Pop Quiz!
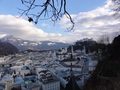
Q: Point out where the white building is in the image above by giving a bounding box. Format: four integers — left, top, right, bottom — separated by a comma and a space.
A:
25, 60, 32, 66
42, 80, 60, 90
0, 74, 14, 90
0, 57, 5, 63
56, 53, 68, 61
35, 67, 47, 79
40, 70, 60, 90
20, 66, 31, 78
55, 48, 69, 61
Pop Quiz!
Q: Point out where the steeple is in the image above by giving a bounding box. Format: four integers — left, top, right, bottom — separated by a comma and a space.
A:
70, 63, 73, 76
70, 62, 73, 76
65, 63, 81, 90
65, 74, 81, 90
70, 46, 74, 59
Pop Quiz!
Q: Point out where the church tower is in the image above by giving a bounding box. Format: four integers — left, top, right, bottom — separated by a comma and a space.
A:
64, 63, 81, 90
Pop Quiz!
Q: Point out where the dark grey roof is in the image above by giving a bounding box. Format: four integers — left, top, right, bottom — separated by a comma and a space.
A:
56, 53, 68, 55
59, 61, 81, 68
61, 58, 77, 62
89, 62, 97, 66
0, 83, 6, 90
65, 75, 81, 90
41, 70, 59, 84
28, 82, 40, 89
42, 75, 59, 84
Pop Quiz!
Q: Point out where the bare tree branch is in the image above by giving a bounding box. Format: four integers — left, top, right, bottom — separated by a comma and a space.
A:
112, 0, 120, 19
19, 0, 74, 31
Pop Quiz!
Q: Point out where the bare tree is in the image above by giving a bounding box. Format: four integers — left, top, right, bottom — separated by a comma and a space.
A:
97, 35, 105, 44
112, 0, 120, 19
20, 0, 74, 31
97, 35, 110, 44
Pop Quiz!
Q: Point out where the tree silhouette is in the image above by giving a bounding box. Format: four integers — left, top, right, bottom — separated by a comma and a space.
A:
20, 0, 74, 31
112, 0, 120, 19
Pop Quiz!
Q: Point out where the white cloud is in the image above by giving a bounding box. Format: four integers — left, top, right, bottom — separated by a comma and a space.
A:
0, 0, 119, 44
60, 0, 120, 42
41, 23, 49, 27
0, 15, 70, 43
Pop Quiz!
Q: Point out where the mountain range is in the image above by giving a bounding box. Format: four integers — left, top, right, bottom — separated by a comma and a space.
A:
0, 35, 70, 51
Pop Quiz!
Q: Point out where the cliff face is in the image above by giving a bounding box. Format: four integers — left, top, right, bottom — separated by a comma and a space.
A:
83, 35, 120, 90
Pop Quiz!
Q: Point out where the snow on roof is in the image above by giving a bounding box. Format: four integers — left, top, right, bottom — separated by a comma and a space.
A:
55, 67, 68, 71
1, 74, 12, 82
89, 62, 97, 66
13, 76, 24, 85
0, 83, 6, 90
11, 66, 23, 70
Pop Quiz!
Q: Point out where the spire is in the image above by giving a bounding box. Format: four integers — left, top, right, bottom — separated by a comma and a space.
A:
64, 59, 81, 90
70, 46, 74, 59
65, 63, 81, 90
70, 63, 73, 76
70, 53, 73, 59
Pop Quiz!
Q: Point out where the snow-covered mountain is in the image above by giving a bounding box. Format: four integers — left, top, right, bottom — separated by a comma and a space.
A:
0, 35, 70, 51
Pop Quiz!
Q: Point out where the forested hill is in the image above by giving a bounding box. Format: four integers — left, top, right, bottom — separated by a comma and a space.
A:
83, 35, 120, 90
68, 38, 98, 53
0, 41, 19, 56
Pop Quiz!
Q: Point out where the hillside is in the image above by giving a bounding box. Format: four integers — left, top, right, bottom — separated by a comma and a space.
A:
0, 41, 19, 56
83, 35, 120, 90
68, 38, 98, 53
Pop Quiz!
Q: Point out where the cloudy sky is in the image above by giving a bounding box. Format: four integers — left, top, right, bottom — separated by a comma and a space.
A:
0, 0, 120, 43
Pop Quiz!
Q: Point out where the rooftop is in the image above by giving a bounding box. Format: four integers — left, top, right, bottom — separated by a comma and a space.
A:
21, 80, 40, 89
13, 76, 24, 85
41, 70, 60, 84
1, 74, 13, 82
59, 61, 81, 68
0, 83, 6, 90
